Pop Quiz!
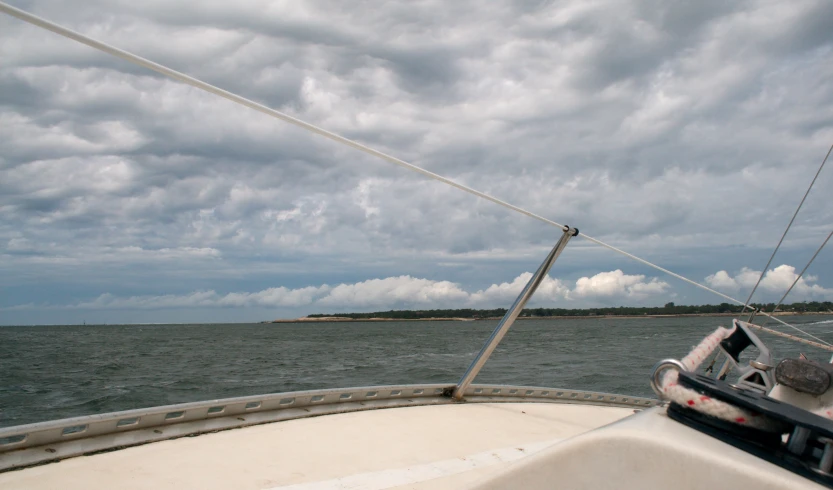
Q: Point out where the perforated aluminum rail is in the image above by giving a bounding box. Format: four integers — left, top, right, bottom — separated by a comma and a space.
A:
0, 383, 658, 471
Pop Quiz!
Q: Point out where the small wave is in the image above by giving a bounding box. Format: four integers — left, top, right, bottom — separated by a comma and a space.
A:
393, 351, 478, 360
801, 319, 833, 326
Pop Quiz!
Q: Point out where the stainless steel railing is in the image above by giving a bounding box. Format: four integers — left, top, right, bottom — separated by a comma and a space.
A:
453, 227, 577, 400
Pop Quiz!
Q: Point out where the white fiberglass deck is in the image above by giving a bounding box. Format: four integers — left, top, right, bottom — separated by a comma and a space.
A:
0, 402, 633, 490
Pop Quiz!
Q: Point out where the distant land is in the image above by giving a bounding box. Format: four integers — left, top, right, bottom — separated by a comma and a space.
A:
269, 301, 833, 323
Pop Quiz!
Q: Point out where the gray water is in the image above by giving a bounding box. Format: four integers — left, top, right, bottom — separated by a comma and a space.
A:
2, 315, 833, 428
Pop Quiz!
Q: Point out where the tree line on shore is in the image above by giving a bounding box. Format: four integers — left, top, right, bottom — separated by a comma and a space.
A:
307, 301, 833, 320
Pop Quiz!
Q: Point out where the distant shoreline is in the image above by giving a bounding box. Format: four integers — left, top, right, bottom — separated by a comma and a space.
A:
269, 316, 479, 323
268, 311, 832, 323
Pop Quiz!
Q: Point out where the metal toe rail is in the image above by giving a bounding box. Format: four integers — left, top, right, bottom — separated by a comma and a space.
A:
0, 383, 658, 472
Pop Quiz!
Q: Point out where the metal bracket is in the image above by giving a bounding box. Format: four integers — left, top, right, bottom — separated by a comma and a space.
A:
452, 227, 576, 400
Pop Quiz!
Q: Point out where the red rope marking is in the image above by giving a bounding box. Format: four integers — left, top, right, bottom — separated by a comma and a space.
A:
687, 400, 696, 406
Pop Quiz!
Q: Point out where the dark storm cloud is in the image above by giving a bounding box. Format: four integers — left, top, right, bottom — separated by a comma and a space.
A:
1, 0, 832, 323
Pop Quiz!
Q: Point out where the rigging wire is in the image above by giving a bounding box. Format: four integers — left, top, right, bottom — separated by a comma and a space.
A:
742, 144, 833, 318
759, 229, 833, 343
0, 1, 828, 345
0, 2, 567, 233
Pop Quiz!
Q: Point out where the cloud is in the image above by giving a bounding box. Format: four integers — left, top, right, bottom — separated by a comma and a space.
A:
72, 286, 331, 310
2, 1, 833, 323
469, 272, 570, 304
705, 264, 833, 300
5, 269, 672, 312
11, 262, 831, 317
571, 270, 670, 299
318, 276, 469, 307
704, 270, 742, 292
76, 291, 225, 309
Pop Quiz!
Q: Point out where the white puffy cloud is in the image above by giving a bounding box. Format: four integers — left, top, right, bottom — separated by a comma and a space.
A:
25, 262, 833, 316
571, 270, 670, 299
705, 264, 833, 300
7, 269, 675, 312
704, 270, 741, 292
217, 286, 329, 307
73, 285, 330, 310
469, 272, 570, 304
317, 276, 469, 307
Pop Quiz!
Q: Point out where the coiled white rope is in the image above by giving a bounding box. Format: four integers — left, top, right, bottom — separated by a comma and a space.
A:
660, 325, 833, 432
658, 326, 785, 432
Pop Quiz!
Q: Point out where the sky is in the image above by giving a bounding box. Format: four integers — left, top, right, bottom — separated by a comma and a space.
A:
1, 0, 832, 325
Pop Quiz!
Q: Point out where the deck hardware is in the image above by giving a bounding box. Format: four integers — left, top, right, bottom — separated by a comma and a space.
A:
750, 360, 772, 371
816, 437, 833, 475
0, 434, 26, 446
787, 426, 811, 455
650, 359, 687, 399
61, 425, 87, 436
453, 228, 575, 400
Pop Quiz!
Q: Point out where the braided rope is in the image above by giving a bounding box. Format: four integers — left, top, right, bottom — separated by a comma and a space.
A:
659, 326, 785, 432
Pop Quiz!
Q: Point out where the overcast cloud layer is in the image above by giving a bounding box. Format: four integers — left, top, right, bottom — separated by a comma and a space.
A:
1, 1, 832, 324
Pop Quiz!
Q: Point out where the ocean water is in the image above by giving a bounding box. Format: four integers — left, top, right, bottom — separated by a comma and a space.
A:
2, 315, 833, 428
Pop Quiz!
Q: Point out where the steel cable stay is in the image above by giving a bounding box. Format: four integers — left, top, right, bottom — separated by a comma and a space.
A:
742, 144, 832, 319
0, 1, 829, 349
759, 229, 833, 341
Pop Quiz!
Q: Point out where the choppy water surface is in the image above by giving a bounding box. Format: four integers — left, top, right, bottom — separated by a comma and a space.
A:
2, 315, 832, 428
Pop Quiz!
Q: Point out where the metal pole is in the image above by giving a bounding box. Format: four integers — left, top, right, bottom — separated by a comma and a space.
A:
744, 321, 833, 352
453, 227, 577, 400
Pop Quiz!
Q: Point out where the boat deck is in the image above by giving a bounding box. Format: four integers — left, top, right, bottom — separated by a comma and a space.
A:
0, 402, 635, 489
